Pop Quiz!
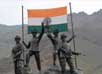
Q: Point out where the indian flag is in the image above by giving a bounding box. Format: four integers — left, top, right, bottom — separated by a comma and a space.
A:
28, 6, 68, 33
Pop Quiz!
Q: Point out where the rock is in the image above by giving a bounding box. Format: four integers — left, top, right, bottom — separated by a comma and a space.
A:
23, 66, 33, 74
74, 69, 84, 74
41, 65, 84, 74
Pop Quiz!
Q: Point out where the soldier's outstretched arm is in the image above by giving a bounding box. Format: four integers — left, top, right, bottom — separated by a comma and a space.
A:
72, 51, 81, 55
67, 35, 76, 43
37, 22, 45, 43
22, 41, 31, 49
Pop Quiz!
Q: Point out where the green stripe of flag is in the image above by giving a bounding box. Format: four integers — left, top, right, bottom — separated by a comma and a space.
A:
28, 23, 68, 33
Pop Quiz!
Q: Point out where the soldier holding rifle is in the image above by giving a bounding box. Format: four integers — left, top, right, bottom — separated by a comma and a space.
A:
12, 35, 24, 74
58, 34, 81, 74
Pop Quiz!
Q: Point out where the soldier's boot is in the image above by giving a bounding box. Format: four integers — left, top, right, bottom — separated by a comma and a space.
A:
23, 65, 33, 74
70, 69, 75, 74
69, 63, 75, 74
35, 52, 41, 71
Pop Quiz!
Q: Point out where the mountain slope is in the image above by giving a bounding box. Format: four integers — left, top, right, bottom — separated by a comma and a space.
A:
0, 9, 102, 74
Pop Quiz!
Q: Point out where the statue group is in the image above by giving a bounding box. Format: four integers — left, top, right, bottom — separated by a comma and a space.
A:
12, 18, 81, 74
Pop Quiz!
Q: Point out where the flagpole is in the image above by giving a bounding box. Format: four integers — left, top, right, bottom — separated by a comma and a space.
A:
22, 6, 24, 41
21, 5, 25, 65
69, 2, 78, 68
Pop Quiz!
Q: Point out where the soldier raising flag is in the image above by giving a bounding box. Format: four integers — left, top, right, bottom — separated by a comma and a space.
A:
44, 17, 61, 66
47, 29, 62, 66
23, 22, 44, 72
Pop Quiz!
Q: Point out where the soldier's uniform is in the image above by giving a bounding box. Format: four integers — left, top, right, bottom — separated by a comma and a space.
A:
58, 42, 74, 74
47, 32, 62, 66
58, 34, 77, 74
23, 24, 44, 71
12, 39, 24, 74
25, 37, 42, 71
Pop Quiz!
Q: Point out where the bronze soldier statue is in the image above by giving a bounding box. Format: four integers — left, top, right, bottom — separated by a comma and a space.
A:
23, 23, 44, 72
12, 35, 24, 74
47, 29, 62, 66
44, 17, 61, 66
58, 34, 81, 74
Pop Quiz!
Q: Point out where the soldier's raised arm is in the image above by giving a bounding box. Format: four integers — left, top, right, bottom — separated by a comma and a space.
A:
37, 22, 45, 43
67, 35, 76, 43
47, 33, 55, 45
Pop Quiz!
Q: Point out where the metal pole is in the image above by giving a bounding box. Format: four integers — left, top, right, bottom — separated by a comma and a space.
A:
22, 6, 24, 41
21, 5, 25, 65
69, 2, 78, 68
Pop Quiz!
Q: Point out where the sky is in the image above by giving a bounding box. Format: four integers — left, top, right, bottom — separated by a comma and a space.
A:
0, 0, 102, 25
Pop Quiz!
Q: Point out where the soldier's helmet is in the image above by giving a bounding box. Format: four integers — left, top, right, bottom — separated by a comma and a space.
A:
15, 35, 21, 40
31, 29, 37, 34
61, 34, 67, 39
